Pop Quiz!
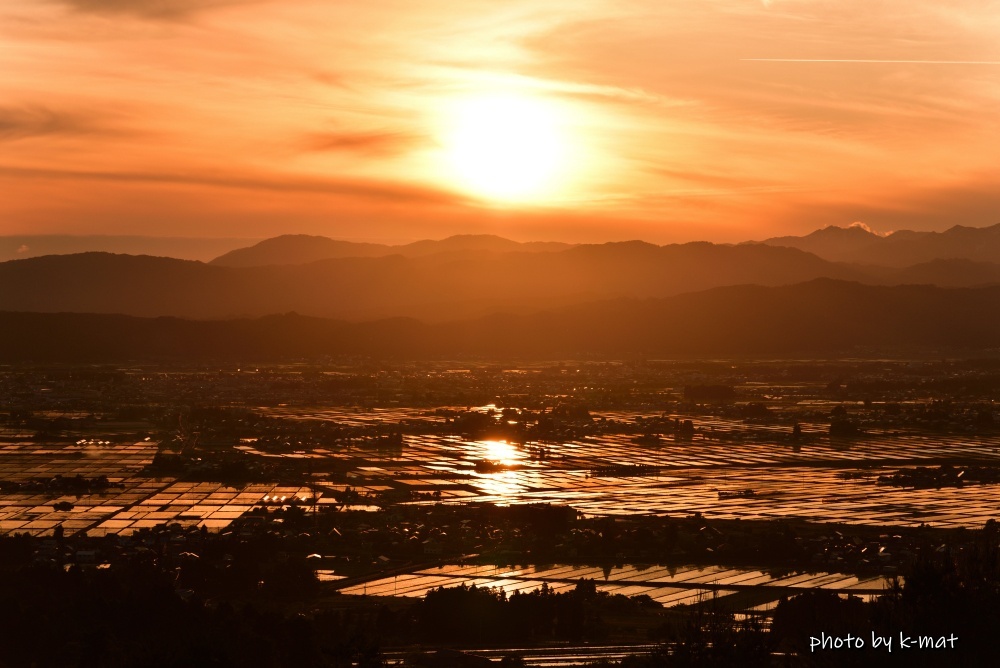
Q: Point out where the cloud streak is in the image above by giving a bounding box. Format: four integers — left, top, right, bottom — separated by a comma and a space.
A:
53, 0, 253, 20
0, 106, 123, 141
430, 68, 689, 107
302, 130, 425, 155
6, 0, 1000, 241
0, 164, 468, 206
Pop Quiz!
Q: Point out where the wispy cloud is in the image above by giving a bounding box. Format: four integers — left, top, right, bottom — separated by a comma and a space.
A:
429, 68, 690, 107
302, 130, 425, 156
0, 164, 468, 205
0, 106, 124, 141
6, 0, 999, 241
650, 167, 776, 190
53, 0, 254, 20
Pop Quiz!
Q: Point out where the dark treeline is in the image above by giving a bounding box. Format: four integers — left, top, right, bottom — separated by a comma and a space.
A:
0, 561, 383, 668
767, 525, 1000, 667
403, 579, 656, 644
3, 529, 1000, 666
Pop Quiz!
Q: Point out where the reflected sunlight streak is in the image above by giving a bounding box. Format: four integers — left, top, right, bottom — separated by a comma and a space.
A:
482, 439, 524, 466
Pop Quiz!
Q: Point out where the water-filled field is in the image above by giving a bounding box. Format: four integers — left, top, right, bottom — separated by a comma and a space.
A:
4, 405, 1000, 537
339, 563, 895, 612
250, 406, 1000, 528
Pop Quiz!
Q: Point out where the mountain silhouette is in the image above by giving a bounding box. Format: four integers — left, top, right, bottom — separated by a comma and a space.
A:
0, 242, 867, 321
888, 259, 1000, 287
2, 280, 997, 361
209, 233, 572, 267
756, 223, 1000, 266
0, 235, 255, 263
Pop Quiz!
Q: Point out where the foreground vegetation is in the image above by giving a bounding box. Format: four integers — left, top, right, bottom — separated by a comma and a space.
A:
2, 522, 1000, 666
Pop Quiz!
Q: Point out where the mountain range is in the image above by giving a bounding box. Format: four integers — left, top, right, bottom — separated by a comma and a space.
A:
0, 242, 868, 321
0, 235, 256, 263
754, 222, 1000, 267
209, 233, 571, 267
2, 280, 997, 361
210, 223, 1000, 270
3, 222, 1000, 358
3, 226, 1000, 322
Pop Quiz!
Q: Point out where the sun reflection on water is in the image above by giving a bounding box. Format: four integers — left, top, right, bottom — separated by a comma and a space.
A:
482, 439, 523, 466
473, 470, 523, 505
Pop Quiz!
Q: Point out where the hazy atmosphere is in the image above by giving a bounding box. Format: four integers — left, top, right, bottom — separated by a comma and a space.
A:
3, 0, 999, 244
4, 4, 1000, 667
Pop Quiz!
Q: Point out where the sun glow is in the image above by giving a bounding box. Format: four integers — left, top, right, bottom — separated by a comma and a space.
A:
443, 93, 568, 202
483, 439, 523, 466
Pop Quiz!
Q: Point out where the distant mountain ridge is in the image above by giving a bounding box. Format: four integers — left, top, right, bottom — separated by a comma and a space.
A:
755, 222, 1000, 266
8, 222, 1000, 270
3, 224, 1000, 326
889, 259, 1000, 287
209, 233, 572, 267
0, 235, 256, 263
2, 280, 998, 361
0, 242, 866, 322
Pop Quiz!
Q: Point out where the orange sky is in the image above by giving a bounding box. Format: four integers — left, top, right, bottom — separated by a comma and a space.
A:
2, 0, 999, 243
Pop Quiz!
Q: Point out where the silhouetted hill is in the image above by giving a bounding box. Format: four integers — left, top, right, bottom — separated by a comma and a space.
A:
889, 259, 1000, 287
0, 235, 255, 263
0, 243, 867, 321
757, 222, 1000, 266
209, 233, 572, 266
2, 281, 998, 361
397, 234, 571, 257
208, 235, 390, 266
756, 223, 884, 262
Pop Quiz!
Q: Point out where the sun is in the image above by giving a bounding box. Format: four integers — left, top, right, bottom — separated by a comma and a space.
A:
443, 93, 567, 202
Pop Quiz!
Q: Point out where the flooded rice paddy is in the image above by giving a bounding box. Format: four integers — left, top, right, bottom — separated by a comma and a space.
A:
3, 407, 1000, 537
255, 407, 1000, 528
339, 563, 895, 612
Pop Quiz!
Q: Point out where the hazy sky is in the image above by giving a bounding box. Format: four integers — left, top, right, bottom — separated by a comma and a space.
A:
2, 0, 999, 243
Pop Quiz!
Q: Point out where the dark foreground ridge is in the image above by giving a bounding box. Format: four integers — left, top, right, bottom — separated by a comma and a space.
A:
3, 279, 999, 361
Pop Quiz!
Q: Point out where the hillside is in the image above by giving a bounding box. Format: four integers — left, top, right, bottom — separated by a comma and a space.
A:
2, 280, 997, 361
209, 234, 572, 267
0, 242, 866, 322
757, 223, 1000, 266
